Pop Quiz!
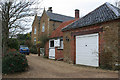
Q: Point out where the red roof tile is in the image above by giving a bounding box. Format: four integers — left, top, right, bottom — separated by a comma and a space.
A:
49, 19, 78, 38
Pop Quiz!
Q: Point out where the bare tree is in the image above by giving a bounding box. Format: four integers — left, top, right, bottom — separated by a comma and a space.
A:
1, 0, 43, 54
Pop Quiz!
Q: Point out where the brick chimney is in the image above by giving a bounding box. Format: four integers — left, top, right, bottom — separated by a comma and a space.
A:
47, 7, 52, 12
75, 9, 79, 19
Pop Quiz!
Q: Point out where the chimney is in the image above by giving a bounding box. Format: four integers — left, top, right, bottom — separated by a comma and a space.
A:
47, 7, 52, 12
75, 9, 79, 19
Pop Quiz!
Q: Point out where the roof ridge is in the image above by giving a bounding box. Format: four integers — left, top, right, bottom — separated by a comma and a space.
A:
105, 2, 120, 17
62, 19, 78, 31
46, 11, 74, 18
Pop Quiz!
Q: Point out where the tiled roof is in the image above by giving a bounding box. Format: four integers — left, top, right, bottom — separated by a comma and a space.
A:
62, 2, 120, 31
49, 19, 78, 38
46, 11, 74, 22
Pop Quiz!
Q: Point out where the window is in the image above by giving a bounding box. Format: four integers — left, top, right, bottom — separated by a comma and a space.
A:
34, 27, 36, 34
58, 39, 63, 49
53, 23, 56, 30
42, 23, 45, 32
50, 40, 54, 48
34, 37, 36, 45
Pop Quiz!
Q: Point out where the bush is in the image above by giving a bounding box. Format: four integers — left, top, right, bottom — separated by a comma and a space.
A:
2, 51, 28, 74
30, 45, 37, 54
7, 38, 19, 50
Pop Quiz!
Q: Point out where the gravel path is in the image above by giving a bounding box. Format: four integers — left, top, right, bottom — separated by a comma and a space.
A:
3, 54, 118, 78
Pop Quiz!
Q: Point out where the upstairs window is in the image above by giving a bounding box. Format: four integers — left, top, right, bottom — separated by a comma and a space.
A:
34, 37, 36, 45
42, 23, 45, 32
34, 27, 36, 34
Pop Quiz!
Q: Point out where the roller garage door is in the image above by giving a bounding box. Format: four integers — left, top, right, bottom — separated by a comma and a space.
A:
76, 33, 99, 67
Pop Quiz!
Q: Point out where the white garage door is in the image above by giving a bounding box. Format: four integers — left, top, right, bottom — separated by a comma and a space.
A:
76, 33, 99, 67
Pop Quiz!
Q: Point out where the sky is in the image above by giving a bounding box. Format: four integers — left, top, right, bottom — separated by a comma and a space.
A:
40, 0, 117, 17
27, 0, 119, 33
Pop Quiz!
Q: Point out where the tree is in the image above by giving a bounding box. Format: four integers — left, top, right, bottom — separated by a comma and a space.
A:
36, 34, 49, 56
1, 0, 43, 54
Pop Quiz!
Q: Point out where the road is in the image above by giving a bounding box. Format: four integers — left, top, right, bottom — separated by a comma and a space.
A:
3, 54, 118, 78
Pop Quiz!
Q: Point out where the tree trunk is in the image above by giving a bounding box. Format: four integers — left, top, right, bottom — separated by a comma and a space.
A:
2, 21, 9, 54
2, 3, 10, 54
38, 47, 40, 56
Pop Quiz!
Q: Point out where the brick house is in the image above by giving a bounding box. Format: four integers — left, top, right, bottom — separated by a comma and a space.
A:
31, 7, 74, 45
61, 2, 120, 67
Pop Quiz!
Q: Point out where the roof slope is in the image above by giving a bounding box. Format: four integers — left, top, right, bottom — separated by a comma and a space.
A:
49, 19, 77, 38
46, 11, 74, 22
62, 2, 120, 31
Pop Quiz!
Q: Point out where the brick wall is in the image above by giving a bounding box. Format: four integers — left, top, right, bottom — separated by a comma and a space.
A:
39, 11, 49, 37
31, 15, 40, 44
38, 11, 62, 38
45, 41, 49, 57
49, 21, 61, 36
100, 20, 119, 68
63, 19, 119, 66
55, 48, 64, 60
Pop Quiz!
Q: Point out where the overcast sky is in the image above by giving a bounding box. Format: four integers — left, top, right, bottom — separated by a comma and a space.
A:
40, 0, 118, 17
27, 0, 119, 33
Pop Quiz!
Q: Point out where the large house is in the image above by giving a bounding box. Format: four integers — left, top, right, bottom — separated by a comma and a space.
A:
31, 7, 74, 45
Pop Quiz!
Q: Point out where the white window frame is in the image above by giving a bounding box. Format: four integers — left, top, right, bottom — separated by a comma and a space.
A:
58, 39, 64, 49
34, 27, 36, 34
49, 39, 55, 48
42, 23, 45, 32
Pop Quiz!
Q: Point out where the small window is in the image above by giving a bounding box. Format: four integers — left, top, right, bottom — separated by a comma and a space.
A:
58, 39, 63, 49
53, 23, 55, 26
42, 23, 45, 32
34, 37, 36, 45
53, 23, 56, 30
50, 40, 54, 48
34, 27, 36, 34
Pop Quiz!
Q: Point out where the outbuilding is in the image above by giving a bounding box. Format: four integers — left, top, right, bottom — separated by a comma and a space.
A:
62, 2, 120, 68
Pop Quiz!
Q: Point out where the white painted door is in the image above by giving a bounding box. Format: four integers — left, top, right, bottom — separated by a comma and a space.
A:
76, 33, 99, 67
49, 40, 55, 59
49, 48, 55, 59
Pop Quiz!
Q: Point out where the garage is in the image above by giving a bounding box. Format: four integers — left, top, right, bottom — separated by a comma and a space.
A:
76, 33, 99, 67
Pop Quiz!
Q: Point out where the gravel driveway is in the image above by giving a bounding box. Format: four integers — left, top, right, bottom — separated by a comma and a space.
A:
3, 54, 118, 78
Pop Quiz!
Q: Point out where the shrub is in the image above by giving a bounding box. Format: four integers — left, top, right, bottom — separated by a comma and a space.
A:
7, 38, 19, 50
19, 40, 25, 45
29, 45, 37, 54
2, 51, 28, 74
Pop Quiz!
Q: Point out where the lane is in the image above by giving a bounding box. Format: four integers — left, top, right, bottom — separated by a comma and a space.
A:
3, 54, 118, 78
